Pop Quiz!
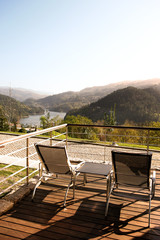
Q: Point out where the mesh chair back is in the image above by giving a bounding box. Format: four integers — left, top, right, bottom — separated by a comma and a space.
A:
35, 144, 70, 174
112, 151, 152, 188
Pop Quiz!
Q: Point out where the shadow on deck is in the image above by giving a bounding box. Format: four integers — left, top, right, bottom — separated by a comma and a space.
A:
0, 173, 160, 240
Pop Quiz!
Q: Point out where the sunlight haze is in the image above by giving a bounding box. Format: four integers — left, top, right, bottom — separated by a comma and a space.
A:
0, 0, 160, 94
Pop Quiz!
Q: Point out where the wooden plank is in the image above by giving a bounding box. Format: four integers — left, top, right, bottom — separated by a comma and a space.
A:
0, 174, 160, 240
0, 234, 19, 240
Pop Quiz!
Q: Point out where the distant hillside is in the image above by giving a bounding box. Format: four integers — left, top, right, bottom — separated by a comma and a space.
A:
0, 94, 44, 122
66, 87, 160, 124
0, 87, 48, 101
24, 78, 160, 112
35, 91, 100, 112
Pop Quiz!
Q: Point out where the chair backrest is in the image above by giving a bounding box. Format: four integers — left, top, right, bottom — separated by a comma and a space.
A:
35, 144, 71, 174
111, 151, 152, 188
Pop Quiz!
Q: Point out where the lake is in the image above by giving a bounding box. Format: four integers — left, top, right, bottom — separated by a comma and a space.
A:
20, 111, 66, 127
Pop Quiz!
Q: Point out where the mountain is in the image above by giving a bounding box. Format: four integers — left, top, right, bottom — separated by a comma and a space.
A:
2, 78, 160, 113
35, 91, 100, 112
0, 87, 48, 102
65, 87, 160, 124
0, 94, 44, 122
24, 78, 160, 112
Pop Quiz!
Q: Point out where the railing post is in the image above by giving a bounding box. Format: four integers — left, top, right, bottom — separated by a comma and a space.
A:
104, 127, 107, 143
147, 129, 150, 153
66, 126, 68, 148
26, 138, 29, 185
104, 146, 106, 163
72, 126, 74, 139
50, 131, 52, 146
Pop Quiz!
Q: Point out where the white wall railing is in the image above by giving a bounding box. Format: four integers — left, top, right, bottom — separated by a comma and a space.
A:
0, 124, 67, 197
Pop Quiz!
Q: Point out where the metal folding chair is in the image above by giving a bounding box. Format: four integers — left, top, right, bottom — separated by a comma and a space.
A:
32, 144, 83, 206
111, 150, 156, 227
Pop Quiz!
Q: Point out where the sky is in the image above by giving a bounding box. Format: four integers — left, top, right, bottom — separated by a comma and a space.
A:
0, 0, 160, 94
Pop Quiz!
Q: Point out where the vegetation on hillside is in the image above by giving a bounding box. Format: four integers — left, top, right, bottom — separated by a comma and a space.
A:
0, 94, 44, 131
66, 87, 160, 125
2, 85, 160, 146
64, 115, 99, 140
0, 107, 9, 131
63, 115, 160, 149
34, 91, 98, 112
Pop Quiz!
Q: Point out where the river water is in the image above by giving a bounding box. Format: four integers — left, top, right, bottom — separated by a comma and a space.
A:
20, 111, 66, 127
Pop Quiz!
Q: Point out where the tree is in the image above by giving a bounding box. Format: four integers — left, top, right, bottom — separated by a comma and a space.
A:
104, 104, 116, 125
0, 107, 9, 131
51, 115, 62, 126
103, 105, 116, 142
40, 112, 63, 129
40, 115, 47, 129
64, 115, 99, 140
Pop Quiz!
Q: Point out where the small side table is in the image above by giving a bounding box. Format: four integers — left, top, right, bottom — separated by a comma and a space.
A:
77, 162, 112, 216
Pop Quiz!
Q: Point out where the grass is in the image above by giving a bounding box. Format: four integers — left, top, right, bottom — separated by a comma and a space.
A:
66, 135, 160, 151
0, 163, 38, 195
41, 130, 67, 139
0, 170, 13, 177
114, 142, 160, 151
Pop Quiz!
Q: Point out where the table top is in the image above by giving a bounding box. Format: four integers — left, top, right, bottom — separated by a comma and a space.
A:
77, 162, 112, 176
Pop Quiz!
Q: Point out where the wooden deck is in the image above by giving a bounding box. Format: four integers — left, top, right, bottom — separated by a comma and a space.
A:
0, 172, 160, 240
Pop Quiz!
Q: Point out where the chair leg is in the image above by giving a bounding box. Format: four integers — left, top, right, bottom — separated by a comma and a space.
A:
73, 175, 76, 199
64, 173, 77, 207
83, 173, 87, 185
32, 177, 43, 201
151, 171, 156, 199
64, 177, 73, 207
148, 177, 153, 228
105, 174, 112, 216
148, 173, 155, 227
148, 192, 151, 228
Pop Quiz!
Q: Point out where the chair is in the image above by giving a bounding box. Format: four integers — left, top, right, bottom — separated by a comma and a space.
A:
32, 144, 83, 207
110, 150, 156, 227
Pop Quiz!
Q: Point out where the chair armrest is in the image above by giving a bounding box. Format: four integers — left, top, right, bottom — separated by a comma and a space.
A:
70, 160, 84, 165
70, 160, 85, 173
